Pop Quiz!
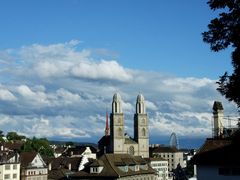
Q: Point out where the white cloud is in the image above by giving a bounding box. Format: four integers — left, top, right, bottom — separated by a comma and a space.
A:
17, 85, 49, 106
56, 88, 81, 105
0, 89, 16, 101
0, 41, 238, 144
145, 100, 158, 111
71, 60, 132, 82
15, 41, 132, 82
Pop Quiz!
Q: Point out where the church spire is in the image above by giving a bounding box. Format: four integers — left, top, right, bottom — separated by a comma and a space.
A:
105, 110, 110, 136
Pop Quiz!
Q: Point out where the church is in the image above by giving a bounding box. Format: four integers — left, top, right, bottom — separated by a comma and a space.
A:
98, 93, 149, 158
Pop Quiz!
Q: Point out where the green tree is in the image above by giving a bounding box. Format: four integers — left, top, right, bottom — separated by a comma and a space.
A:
202, 0, 240, 108
0, 130, 5, 142
21, 137, 54, 157
6, 132, 26, 141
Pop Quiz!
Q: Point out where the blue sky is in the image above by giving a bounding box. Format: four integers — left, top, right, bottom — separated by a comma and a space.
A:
0, 0, 238, 147
0, 0, 232, 77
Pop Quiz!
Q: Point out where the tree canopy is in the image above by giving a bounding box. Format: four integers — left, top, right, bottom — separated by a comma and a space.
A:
203, 0, 240, 109
6, 131, 26, 141
21, 137, 54, 157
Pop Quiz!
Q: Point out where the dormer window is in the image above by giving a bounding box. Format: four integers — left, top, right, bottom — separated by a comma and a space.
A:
129, 164, 139, 171
140, 164, 148, 170
117, 165, 128, 172
90, 166, 103, 174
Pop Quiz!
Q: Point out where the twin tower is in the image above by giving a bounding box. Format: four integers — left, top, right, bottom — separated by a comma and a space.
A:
109, 93, 149, 158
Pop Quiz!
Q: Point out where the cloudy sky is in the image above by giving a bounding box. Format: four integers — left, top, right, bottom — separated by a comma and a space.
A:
0, 0, 238, 147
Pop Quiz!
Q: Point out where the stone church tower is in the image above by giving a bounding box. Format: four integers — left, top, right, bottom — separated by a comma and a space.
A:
109, 93, 149, 158
134, 94, 149, 158
110, 93, 125, 154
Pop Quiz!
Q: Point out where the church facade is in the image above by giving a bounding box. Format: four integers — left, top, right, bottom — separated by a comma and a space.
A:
109, 93, 149, 158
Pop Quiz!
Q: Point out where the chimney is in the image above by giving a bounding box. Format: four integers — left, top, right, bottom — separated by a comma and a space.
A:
68, 163, 72, 171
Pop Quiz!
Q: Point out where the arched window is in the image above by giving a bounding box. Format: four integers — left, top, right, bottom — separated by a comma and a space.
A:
118, 127, 122, 137
142, 128, 146, 136
115, 102, 118, 113
129, 146, 134, 155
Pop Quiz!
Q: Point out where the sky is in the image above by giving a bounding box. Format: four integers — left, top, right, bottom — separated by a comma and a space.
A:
0, 0, 238, 148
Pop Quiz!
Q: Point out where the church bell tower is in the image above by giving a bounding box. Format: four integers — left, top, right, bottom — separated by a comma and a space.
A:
134, 94, 149, 157
110, 93, 125, 153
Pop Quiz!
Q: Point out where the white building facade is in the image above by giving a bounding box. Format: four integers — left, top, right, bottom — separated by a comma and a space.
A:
20, 152, 48, 180
151, 146, 184, 178
149, 158, 168, 180
0, 153, 20, 180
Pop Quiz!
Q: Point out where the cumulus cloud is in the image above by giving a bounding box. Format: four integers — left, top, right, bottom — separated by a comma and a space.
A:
0, 40, 238, 142
0, 88, 16, 101
71, 60, 132, 82
13, 41, 132, 82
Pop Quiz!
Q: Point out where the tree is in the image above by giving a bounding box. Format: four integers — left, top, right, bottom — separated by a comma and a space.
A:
6, 132, 26, 141
202, 0, 240, 109
0, 130, 5, 142
21, 137, 54, 157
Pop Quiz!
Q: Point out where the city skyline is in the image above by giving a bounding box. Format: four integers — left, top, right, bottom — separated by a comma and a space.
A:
0, 0, 238, 146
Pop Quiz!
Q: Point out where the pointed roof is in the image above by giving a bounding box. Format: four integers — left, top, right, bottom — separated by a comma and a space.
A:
213, 101, 224, 111
137, 94, 144, 102
105, 111, 110, 136
113, 93, 121, 102
20, 152, 38, 167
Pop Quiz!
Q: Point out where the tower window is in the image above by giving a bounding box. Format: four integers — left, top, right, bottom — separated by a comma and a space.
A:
115, 102, 117, 113
142, 128, 146, 136
118, 127, 122, 137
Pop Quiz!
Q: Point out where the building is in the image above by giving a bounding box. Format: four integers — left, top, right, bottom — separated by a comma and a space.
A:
192, 133, 240, 179
20, 152, 48, 180
98, 111, 111, 156
146, 157, 168, 180
150, 146, 184, 178
102, 93, 149, 158
63, 146, 97, 159
70, 153, 158, 179
53, 146, 68, 158
213, 101, 224, 137
0, 151, 20, 180
192, 101, 240, 180
45, 156, 88, 179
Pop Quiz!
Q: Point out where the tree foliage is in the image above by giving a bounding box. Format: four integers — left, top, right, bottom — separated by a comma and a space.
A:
0, 130, 5, 142
21, 137, 54, 157
6, 131, 26, 141
203, 0, 240, 108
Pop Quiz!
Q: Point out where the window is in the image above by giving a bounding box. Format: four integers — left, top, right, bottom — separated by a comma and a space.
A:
13, 164, 17, 169
13, 174, 17, 179
5, 164, 10, 170
129, 146, 134, 155
4, 174, 10, 179
118, 127, 122, 137
142, 128, 146, 136
114, 102, 117, 113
